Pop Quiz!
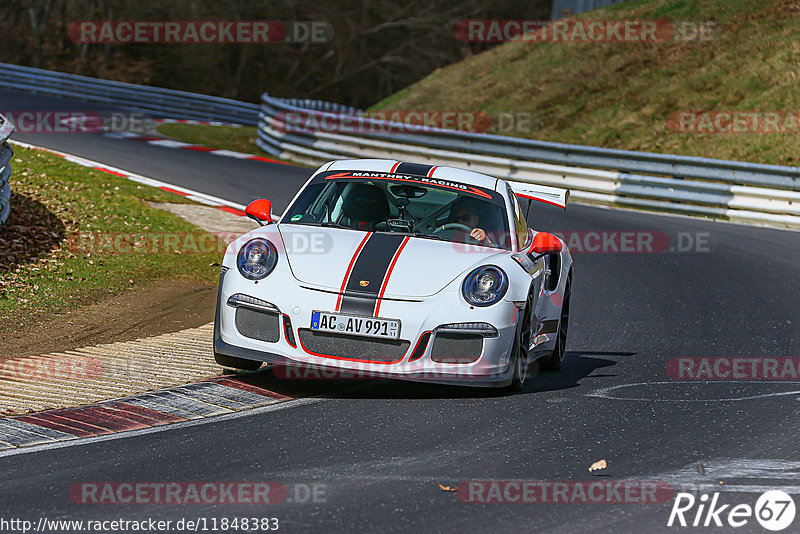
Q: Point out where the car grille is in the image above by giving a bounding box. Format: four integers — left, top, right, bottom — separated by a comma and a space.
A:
298, 329, 410, 362
430, 333, 483, 364
235, 307, 280, 342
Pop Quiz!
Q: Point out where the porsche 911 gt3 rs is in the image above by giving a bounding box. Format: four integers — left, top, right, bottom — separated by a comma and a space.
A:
213, 159, 572, 390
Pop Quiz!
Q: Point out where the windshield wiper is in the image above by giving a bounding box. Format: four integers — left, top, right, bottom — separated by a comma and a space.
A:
406, 232, 445, 241
285, 221, 350, 229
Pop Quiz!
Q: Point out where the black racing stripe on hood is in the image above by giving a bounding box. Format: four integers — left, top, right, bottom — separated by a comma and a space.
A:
339, 233, 406, 315
338, 294, 379, 316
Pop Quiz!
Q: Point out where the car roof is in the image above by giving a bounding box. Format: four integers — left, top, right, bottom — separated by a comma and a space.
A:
321, 159, 502, 192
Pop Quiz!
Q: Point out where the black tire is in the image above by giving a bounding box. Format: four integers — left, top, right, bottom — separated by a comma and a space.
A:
214, 352, 262, 371
507, 292, 533, 392
540, 271, 571, 372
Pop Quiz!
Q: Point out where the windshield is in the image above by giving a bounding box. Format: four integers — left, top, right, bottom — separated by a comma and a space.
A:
282, 171, 511, 249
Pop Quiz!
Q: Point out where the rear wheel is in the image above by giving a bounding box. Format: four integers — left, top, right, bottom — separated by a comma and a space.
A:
541, 272, 571, 372
214, 352, 262, 371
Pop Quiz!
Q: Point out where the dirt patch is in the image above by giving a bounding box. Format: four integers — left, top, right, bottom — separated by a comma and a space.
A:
0, 280, 217, 359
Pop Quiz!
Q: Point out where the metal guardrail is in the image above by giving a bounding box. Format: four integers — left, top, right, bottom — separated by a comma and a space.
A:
275, 98, 360, 115
257, 94, 800, 229
1, 63, 798, 229
0, 113, 14, 227
0, 63, 260, 125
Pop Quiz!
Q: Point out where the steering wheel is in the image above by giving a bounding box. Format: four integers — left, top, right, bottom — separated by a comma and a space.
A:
432, 223, 482, 244
433, 222, 472, 234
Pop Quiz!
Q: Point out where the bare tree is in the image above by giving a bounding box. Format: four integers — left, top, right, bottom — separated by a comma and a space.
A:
0, 0, 550, 107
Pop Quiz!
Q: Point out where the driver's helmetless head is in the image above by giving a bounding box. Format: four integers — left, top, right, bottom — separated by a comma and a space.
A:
450, 209, 479, 226
449, 196, 486, 225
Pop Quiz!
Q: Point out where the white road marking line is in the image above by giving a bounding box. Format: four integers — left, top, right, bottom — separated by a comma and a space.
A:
146, 139, 193, 148
103, 132, 142, 139
654, 458, 800, 494
587, 381, 800, 402
209, 149, 253, 159
185, 194, 223, 206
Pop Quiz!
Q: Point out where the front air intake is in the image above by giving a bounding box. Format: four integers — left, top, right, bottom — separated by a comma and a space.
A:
235, 307, 280, 343
430, 333, 483, 364
298, 329, 410, 362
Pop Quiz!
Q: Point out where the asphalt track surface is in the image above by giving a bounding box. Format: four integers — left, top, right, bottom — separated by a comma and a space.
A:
2, 90, 800, 532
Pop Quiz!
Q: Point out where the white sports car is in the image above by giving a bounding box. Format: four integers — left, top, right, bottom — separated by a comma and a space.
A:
214, 159, 572, 390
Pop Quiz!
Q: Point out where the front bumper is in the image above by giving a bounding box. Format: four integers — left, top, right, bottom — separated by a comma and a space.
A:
213, 269, 543, 388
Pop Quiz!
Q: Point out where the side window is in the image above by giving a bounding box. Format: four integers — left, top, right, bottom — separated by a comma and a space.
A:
311, 182, 346, 222
507, 186, 528, 249
515, 202, 528, 249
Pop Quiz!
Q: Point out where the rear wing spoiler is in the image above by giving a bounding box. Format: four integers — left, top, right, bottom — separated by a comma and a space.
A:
508, 181, 569, 210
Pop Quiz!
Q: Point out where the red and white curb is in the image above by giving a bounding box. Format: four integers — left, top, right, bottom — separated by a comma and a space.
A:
153, 118, 244, 127
10, 139, 249, 218
0, 377, 290, 450
103, 130, 290, 166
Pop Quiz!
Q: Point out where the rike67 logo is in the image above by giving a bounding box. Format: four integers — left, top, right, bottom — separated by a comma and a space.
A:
668, 490, 795, 530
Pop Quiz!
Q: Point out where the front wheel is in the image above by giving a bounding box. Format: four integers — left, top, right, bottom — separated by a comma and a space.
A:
214, 352, 262, 371
506, 293, 533, 392
540, 271, 571, 372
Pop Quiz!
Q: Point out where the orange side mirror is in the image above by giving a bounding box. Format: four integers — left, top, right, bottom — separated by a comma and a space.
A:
245, 199, 273, 226
528, 232, 562, 256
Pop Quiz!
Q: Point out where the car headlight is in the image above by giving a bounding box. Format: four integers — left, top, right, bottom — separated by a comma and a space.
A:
462, 265, 508, 307
237, 238, 278, 280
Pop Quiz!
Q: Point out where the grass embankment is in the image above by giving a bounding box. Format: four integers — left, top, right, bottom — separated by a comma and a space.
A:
371, 0, 800, 166
0, 146, 222, 332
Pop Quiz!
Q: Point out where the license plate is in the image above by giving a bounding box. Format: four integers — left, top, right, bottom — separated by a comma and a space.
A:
311, 311, 400, 340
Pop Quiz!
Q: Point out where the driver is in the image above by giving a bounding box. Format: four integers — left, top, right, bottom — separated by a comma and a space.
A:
449, 197, 496, 246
